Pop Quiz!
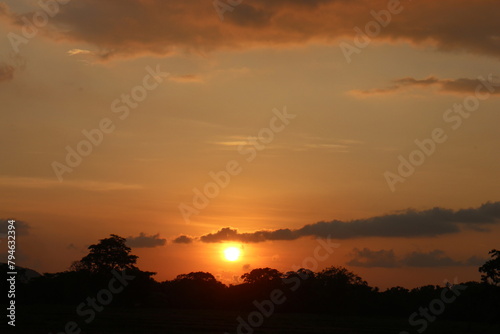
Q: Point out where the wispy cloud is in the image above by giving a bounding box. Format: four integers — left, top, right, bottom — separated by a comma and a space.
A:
350, 75, 500, 97
210, 134, 361, 153
0, 176, 142, 192
347, 248, 487, 268
67, 49, 93, 56
168, 74, 204, 83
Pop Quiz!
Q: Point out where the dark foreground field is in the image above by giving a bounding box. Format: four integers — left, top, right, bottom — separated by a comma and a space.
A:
8, 305, 500, 334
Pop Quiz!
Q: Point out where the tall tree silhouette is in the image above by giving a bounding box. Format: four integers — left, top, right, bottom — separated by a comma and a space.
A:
479, 249, 500, 285
70, 234, 138, 273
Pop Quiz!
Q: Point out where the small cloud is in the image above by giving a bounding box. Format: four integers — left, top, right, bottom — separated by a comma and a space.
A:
347, 248, 399, 268
465, 256, 487, 266
211, 140, 249, 147
0, 63, 14, 82
172, 235, 193, 244
242, 264, 251, 271
168, 74, 204, 83
67, 49, 93, 56
0, 219, 30, 236
402, 250, 462, 267
0, 54, 26, 83
67, 243, 78, 250
126, 233, 166, 248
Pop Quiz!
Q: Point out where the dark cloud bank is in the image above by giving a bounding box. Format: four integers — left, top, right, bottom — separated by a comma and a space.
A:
174, 202, 500, 244
347, 248, 486, 268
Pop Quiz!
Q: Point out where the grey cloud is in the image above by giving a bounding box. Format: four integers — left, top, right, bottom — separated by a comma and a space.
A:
172, 235, 193, 244
197, 202, 500, 243
0, 219, 30, 236
347, 248, 399, 268
126, 233, 166, 248
348, 248, 488, 268
1, 1, 500, 59
353, 75, 500, 96
402, 250, 463, 268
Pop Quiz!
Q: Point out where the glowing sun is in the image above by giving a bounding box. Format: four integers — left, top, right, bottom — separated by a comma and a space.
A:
224, 247, 241, 262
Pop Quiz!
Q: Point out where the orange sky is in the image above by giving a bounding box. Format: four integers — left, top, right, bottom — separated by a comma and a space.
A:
1, 0, 499, 290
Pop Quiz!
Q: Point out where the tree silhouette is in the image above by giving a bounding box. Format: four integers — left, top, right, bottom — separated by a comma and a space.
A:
175, 271, 219, 282
479, 249, 500, 285
317, 266, 367, 286
70, 234, 138, 273
241, 267, 283, 284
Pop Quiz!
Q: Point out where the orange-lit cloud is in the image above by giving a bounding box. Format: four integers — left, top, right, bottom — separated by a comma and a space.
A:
2, 0, 500, 59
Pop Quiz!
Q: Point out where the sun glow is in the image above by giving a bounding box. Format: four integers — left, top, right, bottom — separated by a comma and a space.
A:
223, 246, 241, 262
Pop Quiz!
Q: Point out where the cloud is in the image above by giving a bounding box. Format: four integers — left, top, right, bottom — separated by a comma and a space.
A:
402, 250, 464, 267
0, 176, 143, 192
172, 235, 193, 244
196, 202, 500, 243
67, 49, 93, 56
168, 74, 204, 83
0, 54, 25, 82
347, 248, 399, 268
126, 233, 166, 248
350, 75, 500, 97
0, 63, 15, 82
348, 248, 487, 268
2, 1, 500, 59
401, 250, 487, 268
0, 219, 30, 237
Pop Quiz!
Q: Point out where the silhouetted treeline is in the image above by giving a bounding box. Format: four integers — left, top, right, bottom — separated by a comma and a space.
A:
3, 235, 498, 325
3, 265, 498, 324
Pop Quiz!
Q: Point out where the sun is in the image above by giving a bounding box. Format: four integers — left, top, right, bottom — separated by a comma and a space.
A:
223, 246, 241, 262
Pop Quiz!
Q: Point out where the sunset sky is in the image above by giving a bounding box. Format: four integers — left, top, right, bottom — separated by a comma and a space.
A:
1, 0, 500, 289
